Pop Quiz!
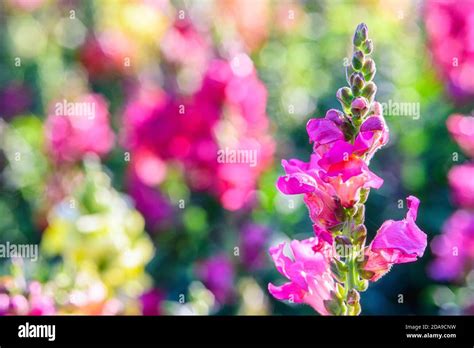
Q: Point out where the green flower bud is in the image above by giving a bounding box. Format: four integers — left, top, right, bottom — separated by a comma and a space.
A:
347, 289, 360, 305
352, 50, 364, 71
362, 58, 376, 81
353, 224, 367, 245
336, 87, 353, 109
324, 295, 347, 315
355, 279, 369, 292
361, 82, 377, 102
353, 23, 368, 48
350, 73, 364, 96
354, 204, 366, 225
348, 301, 361, 316
361, 39, 373, 55
330, 261, 347, 283
359, 188, 370, 203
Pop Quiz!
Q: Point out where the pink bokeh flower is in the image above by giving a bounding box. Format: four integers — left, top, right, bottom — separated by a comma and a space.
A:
447, 114, 474, 158
448, 163, 474, 209
425, 0, 474, 100
363, 196, 427, 281
123, 57, 274, 213
268, 237, 336, 315
430, 209, 474, 281
0, 280, 55, 316
45, 93, 115, 163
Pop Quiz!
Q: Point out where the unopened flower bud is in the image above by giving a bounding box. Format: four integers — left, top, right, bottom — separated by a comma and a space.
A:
362, 58, 376, 81
351, 97, 369, 118
324, 295, 347, 315
347, 289, 360, 305
361, 82, 377, 102
352, 50, 364, 71
361, 39, 373, 55
353, 23, 368, 48
350, 73, 364, 96
359, 188, 370, 203
336, 87, 353, 109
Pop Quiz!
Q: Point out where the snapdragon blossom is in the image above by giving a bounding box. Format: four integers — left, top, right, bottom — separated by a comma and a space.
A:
268, 24, 427, 315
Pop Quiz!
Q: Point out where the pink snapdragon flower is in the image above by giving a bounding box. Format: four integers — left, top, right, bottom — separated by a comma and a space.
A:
425, 0, 474, 100
363, 196, 427, 281
268, 237, 336, 315
430, 209, 474, 281
447, 114, 474, 158
45, 94, 115, 163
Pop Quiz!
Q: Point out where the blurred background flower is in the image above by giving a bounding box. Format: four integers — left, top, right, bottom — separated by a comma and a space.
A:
0, 0, 472, 315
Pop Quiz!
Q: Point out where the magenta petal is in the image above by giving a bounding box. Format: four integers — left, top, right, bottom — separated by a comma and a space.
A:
269, 242, 293, 279
277, 173, 317, 195
371, 196, 427, 263
325, 109, 345, 126
268, 282, 305, 302
360, 116, 384, 132
281, 158, 309, 175
307, 118, 344, 145
406, 195, 420, 221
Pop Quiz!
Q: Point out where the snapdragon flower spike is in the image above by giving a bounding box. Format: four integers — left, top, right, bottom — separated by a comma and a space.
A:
270, 23, 427, 315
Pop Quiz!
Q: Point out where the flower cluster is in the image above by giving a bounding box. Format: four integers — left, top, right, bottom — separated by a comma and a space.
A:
41, 158, 154, 314
425, 0, 474, 100
430, 114, 474, 281
123, 56, 275, 219
268, 24, 427, 315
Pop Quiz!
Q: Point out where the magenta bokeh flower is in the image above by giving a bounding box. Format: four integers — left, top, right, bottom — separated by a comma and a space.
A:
45, 93, 115, 163
425, 0, 474, 100
0, 281, 55, 316
363, 196, 427, 281
196, 255, 234, 304
430, 113, 474, 282
139, 289, 165, 316
240, 223, 269, 270
0, 83, 31, 120
123, 57, 274, 213
126, 169, 173, 231
430, 209, 474, 281
447, 114, 474, 158
448, 163, 474, 208
268, 237, 336, 315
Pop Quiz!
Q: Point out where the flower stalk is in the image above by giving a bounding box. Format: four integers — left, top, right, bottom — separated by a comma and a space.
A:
268, 23, 427, 316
